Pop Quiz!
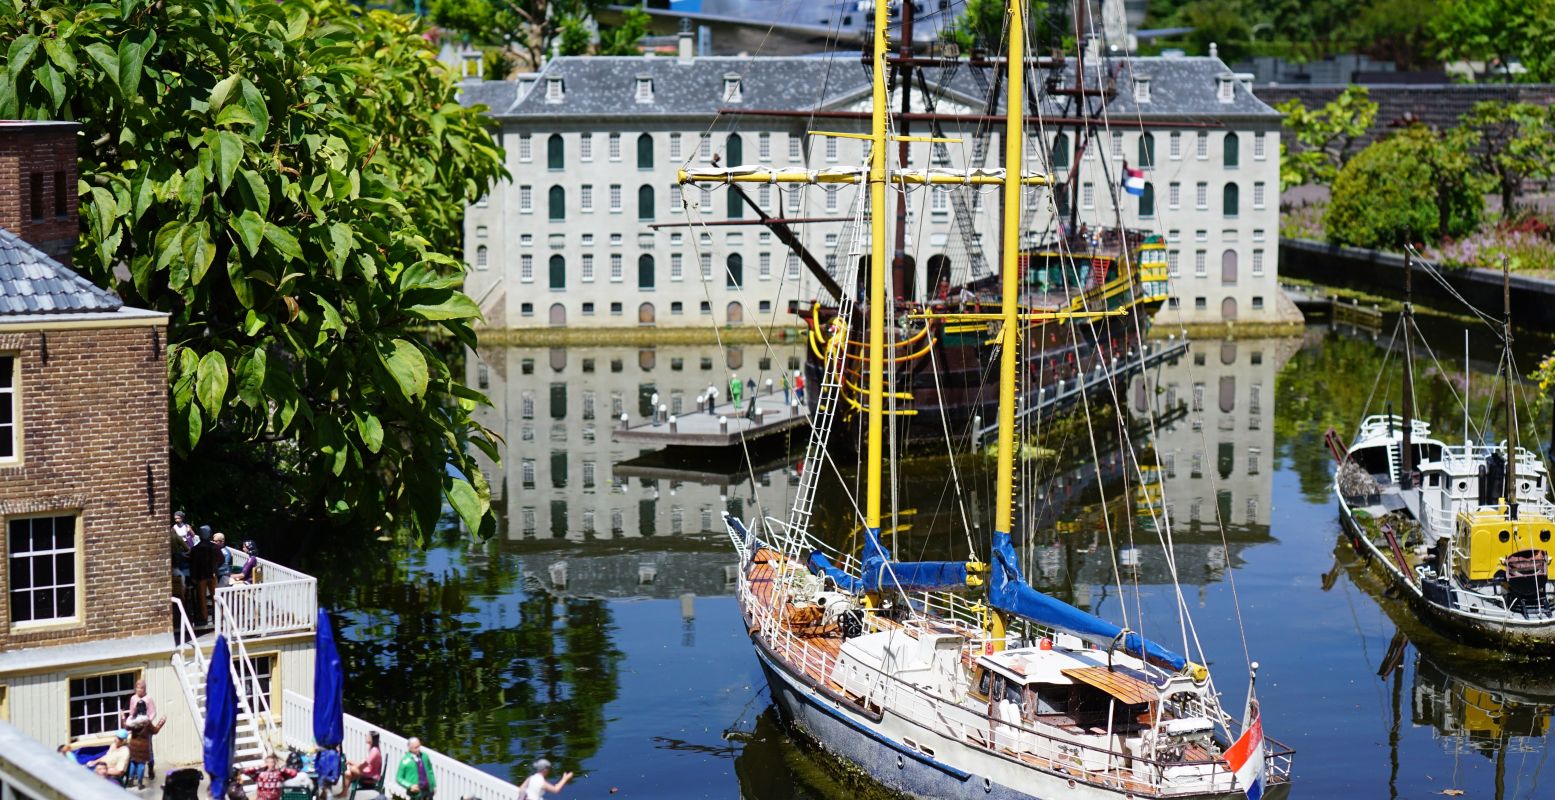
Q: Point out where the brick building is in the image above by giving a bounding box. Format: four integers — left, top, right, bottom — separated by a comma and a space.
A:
0, 120, 81, 266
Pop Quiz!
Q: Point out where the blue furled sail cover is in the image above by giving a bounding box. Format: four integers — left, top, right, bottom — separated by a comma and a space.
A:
988, 531, 1187, 671
859, 527, 970, 593
807, 551, 862, 593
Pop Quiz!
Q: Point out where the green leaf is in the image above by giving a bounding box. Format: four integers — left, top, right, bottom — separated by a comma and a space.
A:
36, 63, 64, 111
405, 290, 481, 321
209, 73, 240, 112
83, 43, 118, 89
355, 413, 384, 453
7, 35, 40, 77
179, 163, 206, 207
185, 404, 204, 450
235, 348, 267, 408
229, 210, 264, 256
379, 338, 428, 402
215, 104, 256, 128
262, 225, 302, 262
445, 476, 484, 535
43, 39, 77, 78
116, 39, 145, 98
212, 130, 243, 193
185, 220, 215, 285
237, 169, 270, 216
325, 222, 353, 278
195, 350, 229, 419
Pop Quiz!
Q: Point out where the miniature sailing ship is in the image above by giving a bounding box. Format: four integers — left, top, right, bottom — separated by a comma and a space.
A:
682, 1, 1293, 797
1330, 255, 1555, 652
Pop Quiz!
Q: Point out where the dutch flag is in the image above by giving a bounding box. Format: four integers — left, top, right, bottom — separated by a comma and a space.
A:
1122, 164, 1146, 197
1223, 696, 1266, 800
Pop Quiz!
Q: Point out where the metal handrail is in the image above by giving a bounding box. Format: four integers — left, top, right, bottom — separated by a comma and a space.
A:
212, 593, 281, 755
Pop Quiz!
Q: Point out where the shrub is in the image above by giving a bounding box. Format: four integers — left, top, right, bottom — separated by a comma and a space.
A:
1325, 127, 1483, 249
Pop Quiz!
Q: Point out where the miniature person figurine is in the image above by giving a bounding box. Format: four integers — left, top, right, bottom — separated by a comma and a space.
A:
728, 374, 742, 412
781, 373, 791, 405
794, 371, 806, 405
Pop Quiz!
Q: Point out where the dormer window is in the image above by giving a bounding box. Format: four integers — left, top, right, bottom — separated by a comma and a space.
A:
545, 77, 564, 103
1134, 77, 1151, 103
636, 75, 654, 104
1217, 76, 1234, 103
723, 74, 743, 103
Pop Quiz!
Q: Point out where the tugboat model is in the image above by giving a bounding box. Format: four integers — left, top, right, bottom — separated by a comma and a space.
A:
683, 1, 1293, 797
1331, 254, 1555, 652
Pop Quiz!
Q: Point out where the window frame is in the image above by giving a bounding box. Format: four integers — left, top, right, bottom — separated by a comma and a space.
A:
8, 512, 83, 629
0, 354, 17, 464
67, 668, 139, 740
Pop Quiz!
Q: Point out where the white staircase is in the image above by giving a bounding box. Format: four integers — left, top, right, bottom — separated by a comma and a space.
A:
169, 595, 280, 767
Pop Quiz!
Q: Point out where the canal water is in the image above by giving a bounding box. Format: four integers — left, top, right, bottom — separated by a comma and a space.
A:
295, 322, 1555, 799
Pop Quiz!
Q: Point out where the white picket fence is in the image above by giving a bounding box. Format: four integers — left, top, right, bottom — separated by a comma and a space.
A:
214, 548, 318, 639
280, 690, 519, 800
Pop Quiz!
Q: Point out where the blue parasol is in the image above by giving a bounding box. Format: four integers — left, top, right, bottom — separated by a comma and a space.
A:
313, 608, 345, 784
203, 636, 238, 797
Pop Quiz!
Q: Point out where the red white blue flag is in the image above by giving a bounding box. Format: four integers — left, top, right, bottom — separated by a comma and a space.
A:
1223, 698, 1265, 800
1122, 164, 1146, 197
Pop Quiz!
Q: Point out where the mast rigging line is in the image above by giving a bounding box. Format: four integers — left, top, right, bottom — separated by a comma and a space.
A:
717, 108, 1225, 129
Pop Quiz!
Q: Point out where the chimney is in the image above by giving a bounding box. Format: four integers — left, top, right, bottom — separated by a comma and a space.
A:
0, 121, 80, 266
677, 18, 694, 63
1209, 42, 1219, 59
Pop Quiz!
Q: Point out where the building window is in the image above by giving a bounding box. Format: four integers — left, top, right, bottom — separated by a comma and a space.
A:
723, 74, 743, 102
700, 253, 713, 281
1168, 182, 1181, 209
544, 77, 563, 102
669, 133, 682, 160
518, 134, 532, 162
670, 253, 683, 280
789, 134, 802, 161
581, 254, 594, 282
607, 132, 622, 162
8, 515, 79, 625
519, 185, 533, 213
638, 185, 655, 220
1223, 183, 1240, 218
1082, 182, 1094, 209
610, 254, 623, 282
699, 300, 711, 315
671, 301, 683, 314
1252, 295, 1265, 310
1195, 182, 1208, 210
609, 184, 622, 213
787, 253, 800, 278
1111, 131, 1123, 158
636, 76, 654, 103
580, 133, 593, 162
520, 254, 534, 282
520, 302, 533, 317
549, 254, 565, 289
1138, 133, 1155, 168
635, 133, 654, 170
548, 186, 565, 220
825, 137, 838, 162
1168, 132, 1181, 160
727, 187, 744, 218
758, 132, 771, 159
547, 134, 564, 170
1253, 181, 1266, 209
1194, 250, 1207, 277
1195, 229, 1208, 243
1252, 249, 1265, 276
1139, 183, 1155, 218
786, 187, 801, 214
1167, 250, 1180, 277
1218, 77, 1235, 102
699, 133, 712, 161
1134, 77, 1151, 102
1253, 228, 1266, 243
824, 186, 839, 213
1195, 132, 1208, 160
1254, 132, 1266, 160
1, 356, 16, 461
931, 188, 948, 214
726, 253, 743, 288
759, 252, 771, 279
638, 255, 655, 289
69, 671, 137, 738
1195, 296, 1207, 310
475, 245, 488, 271
580, 184, 594, 213
758, 184, 772, 211
1223, 132, 1240, 168
668, 184, 682, 215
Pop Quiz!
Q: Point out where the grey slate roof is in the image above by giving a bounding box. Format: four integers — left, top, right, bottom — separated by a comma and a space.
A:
461, 54, 1279, 121
0, 227, 123, 316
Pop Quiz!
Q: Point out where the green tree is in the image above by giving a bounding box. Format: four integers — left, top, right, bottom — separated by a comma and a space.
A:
943, 0, 1058, 53
1, 0, 506, 539
1324, 126, 1483, 248
1432, 0, 1555, 81
432, 0, 601, 68
596, 6, 649, 56
1277, 87, 1379, 190
1456, 101, 1555, 213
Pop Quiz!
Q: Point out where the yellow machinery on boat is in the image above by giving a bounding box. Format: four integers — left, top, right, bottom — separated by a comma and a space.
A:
1454, 503, 1555, 582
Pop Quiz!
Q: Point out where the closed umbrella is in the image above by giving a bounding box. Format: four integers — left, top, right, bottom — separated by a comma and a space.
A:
313, 609, 345, 785
204, 636, 238, 798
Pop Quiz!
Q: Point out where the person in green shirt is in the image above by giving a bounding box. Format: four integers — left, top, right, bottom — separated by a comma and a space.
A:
394, 737, 437, 799
728, 374, 742, 412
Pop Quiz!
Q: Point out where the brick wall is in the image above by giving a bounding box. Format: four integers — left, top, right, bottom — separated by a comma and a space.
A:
0, 122, 80, 266
1258, 84, 1555, 151
0, 324, 171, 648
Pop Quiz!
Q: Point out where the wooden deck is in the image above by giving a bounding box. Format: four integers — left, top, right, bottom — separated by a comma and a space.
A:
613, 390, 808, 447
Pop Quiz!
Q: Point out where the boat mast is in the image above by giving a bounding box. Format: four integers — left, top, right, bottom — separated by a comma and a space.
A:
1401, 250, 1415, 489
1503, 255, 1516, 515
989, 0, 1030, 650
862, 0, 891, 565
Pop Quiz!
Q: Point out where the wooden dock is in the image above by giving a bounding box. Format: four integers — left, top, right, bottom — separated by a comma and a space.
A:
612, 390, 808, 447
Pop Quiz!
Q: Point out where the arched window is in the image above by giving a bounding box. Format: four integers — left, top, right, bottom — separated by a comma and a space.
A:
1139, 183, 1155, 218
547, 134, 564, 170
726, 301, 744, 325
1222, 183, 1239, 218
1223, 132, 1239, 168
1221, 249, 1238, 285
548, 185, 565, 220
548, 302, 566, 326
638, 254, 655, 289
638, 302, 655, 326
1219, 376, 1236, 413
636, 133, 653, 170
1051, 132, 1070, 169
726, 253, 743, 288
727, 133, 743, 165
726, 186, 743, 218
549, 254, 565, 289
927, 254, 953, 297
1221, 296, 1238, 320
549, 348, 567, 371
638, 185, 655, 221
475, 245, 488, 270
1138, 132, 1155, 168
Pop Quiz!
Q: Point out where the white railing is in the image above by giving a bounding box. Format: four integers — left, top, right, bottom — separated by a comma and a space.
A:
281, 690, 519, 800
216, 593, 282, 753
214, 548, 318, 639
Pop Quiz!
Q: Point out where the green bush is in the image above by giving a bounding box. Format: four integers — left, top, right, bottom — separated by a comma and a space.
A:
1325, 127, 1483, 249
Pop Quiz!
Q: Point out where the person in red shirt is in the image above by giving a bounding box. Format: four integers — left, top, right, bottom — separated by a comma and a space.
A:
241, 753, 298, 800
335, 730, 384, 796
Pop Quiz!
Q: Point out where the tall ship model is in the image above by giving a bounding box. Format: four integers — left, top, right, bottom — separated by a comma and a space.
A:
1330, 254, 1555, 652
681, 1, 1293, 797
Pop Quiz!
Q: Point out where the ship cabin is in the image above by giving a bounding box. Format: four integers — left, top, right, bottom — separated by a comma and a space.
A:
968, 643, 1157, 741
1414, 442, 1550, 539
1453, 503, 1555, 597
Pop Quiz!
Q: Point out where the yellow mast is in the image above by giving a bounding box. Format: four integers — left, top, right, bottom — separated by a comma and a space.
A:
987, 0, 1028, 650
862, 0, 890, 546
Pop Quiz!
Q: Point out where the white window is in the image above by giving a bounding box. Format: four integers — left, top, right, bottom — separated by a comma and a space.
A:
520, 233, 533, 247
610, 254, 623, 282
520, 254, 534, 282
1167, 250, 1180, 277
931, 188, 948, 213
699, 133, 712, 161
1195, 182, 1208, 210
1252, 249, 1265, 276
8, 514, 78, 625
1195, 132, 1208, 159
789, 134, 802, 161
824, 233, 838, 250
824, 186, 839, 213
1111, 131, 1123, 157
475, 245, 488, 271
1253, 181, 1266, 209
1218, 77, 1235, 103
1167, 229, 1181, 243
1168, 182, 1180, 209
580, 233, 593, 246
758, 184, 771, 210
700, 253, 713, 281
1253, 228, 1266, 243
1134, 77, 1151, 102
786, 187, 801, 214
636, 77, 654, 103
544, 77, 563, 103
722, 75, 742, 102
669, 133, 682, 160
825, 137, 838, 162
759, 252, 772, 279
580, 134, 593, 162
700, 187, 712, 208
581, 254, 594, 282
2, 355, 17, 462
1169, 132, 1181, 159
609, 133, 622, 161
475, 225, 487, 238
1254, 132, 1266, 160
68, 671, 136, 738
582, 461, 596, 488
786, 253, 800, 278
1082, 182, 1094, 209
580, 185, 594, 212
1195, 229, 1208, 243
610, 233, 623, 246
671, 253, 683, 280
609, 184, 622, 213
519, 185, 533, 213
1194, 250, 1207, 277
758, 132, 771, 159
519, 134, 532, 162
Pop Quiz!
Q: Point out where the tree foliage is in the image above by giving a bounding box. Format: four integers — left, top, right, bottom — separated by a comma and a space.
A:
1325, 126, 1483, 248
596, 6, 649, 56
1455, 101, 1555, 213
1276, 87, 1378, 190
1, 0, 507, 539
1432, 0, 1555, 81
942, 0, 1061, 53
1144, 0, 1441, 67
430, 0, 646, 65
